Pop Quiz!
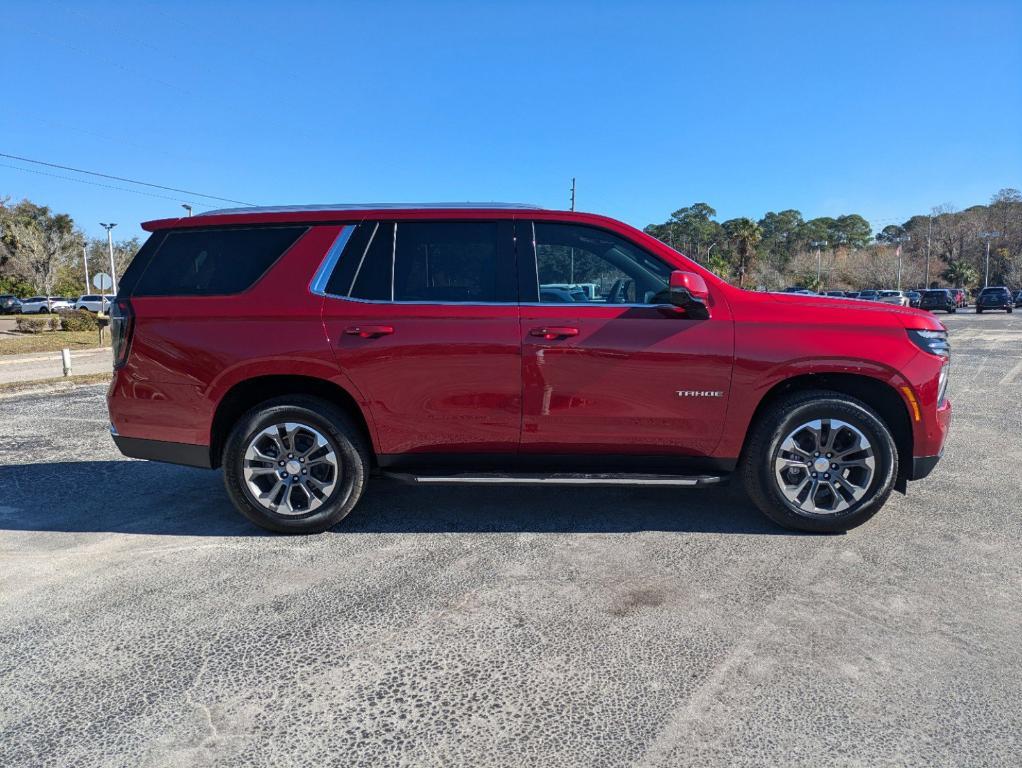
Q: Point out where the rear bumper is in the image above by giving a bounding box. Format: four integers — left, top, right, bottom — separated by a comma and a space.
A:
112, 433, 212, 469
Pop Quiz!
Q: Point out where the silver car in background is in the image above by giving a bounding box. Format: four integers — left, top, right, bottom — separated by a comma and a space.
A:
878, 290, 911, 307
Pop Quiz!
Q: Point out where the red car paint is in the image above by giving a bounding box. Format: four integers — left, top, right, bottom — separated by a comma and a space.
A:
107, 206, 951, 480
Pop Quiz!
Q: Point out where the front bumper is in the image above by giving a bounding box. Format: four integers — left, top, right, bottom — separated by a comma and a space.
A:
909, 453, 943, 480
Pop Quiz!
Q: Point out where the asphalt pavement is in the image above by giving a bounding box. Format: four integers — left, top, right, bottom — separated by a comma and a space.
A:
1, 311, 1020, 767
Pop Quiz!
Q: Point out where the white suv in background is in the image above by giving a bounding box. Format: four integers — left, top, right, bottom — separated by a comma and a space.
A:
74, 294, 115, 313
20, 296, 74, 314
878, 290, 911, 307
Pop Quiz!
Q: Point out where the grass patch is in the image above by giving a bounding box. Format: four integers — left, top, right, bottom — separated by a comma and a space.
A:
0, 372, 111, 397
0, 330, 111, 356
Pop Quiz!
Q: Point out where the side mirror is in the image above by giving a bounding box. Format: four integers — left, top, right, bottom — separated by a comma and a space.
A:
666, 270, 711, 319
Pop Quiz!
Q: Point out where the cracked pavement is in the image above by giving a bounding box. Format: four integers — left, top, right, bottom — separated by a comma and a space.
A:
1, 312, 1020, 766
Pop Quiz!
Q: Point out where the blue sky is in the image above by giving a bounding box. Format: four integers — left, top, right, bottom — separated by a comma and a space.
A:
2, 0, 1020, 241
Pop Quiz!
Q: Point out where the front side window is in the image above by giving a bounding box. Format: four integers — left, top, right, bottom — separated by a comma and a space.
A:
530, 223, 672, 304
327, 220, 510, 303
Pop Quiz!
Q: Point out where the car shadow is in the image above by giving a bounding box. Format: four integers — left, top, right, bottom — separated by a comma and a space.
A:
0, 461, 795, 537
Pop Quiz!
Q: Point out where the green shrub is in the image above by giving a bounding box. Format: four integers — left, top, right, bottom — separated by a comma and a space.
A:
15, 317, 50, 334
59, 309, 99, 332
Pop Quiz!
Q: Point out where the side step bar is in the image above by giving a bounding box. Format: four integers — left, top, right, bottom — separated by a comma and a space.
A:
384, 472, 725, 488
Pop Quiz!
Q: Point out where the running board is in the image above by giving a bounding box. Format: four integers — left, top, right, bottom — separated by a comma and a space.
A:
384, 472, 725, 488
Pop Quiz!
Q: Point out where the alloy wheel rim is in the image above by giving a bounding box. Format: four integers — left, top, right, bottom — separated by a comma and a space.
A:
242, 422, 339, 515
773, 418, 876, 516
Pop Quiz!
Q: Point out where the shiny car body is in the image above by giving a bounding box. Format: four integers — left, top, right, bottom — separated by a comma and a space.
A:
108, 205, 951, 507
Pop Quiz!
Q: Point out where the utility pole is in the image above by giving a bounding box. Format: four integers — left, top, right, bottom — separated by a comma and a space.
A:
924, 215, 932, 288
83, 243, 90, 293
569, 178, 575, 212
980, 231, 1000, 287
811, 241, 823, 287
100, 222, 118, 294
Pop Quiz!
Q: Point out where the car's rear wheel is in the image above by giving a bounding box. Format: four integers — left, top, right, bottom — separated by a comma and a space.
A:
976, 308, 982, 314
222, 396, 369, 534
740, 390, 898, 533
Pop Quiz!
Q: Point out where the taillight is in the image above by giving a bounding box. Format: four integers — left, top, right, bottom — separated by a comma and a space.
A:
110, 298, 134, 368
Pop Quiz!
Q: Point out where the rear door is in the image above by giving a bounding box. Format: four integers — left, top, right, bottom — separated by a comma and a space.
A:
319, 219, 522, 457
517, 220, 734, 456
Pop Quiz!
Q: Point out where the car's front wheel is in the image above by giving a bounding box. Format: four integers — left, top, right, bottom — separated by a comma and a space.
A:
222, 396, 369, 534
740, 390, 898, 533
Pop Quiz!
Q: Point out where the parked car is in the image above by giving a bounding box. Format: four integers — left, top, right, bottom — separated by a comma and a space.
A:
823, 290, 846, 298
19, 296, 74, 314
950, 288, 967, 308
918, 289, 957, 313
905, 291, 922, 308
0, 294, 22, 314
975, 286, 1013, 314
107, 203, 952, 535
858, 290, 880, 301
845, 291, 861, 299
539, 285, 589, 303
878, 290, 911, 307
74, 294, 116, 313
1015, 290, 1022, 308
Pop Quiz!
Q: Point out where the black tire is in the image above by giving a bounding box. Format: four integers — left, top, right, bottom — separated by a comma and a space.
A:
222, 395, 370, 534
1008, 307, 1013, 314
740, 390, 898, 533
949, 308, 956, 314
976, 308, 982, 314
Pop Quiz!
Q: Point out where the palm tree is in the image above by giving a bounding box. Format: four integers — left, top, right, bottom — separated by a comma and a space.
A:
722, 218, 763, 288
941, 259, 978, 288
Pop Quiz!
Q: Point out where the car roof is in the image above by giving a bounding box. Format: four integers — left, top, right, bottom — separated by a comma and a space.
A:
142, 202, 549, 231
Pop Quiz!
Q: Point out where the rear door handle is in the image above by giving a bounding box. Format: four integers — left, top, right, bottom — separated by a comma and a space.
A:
530, 326, 579, 340
344, 325, 394, 339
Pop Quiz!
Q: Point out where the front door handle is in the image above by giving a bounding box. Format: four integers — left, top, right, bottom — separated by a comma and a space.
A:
530, 326, 579, 340
344, 325, 394, 339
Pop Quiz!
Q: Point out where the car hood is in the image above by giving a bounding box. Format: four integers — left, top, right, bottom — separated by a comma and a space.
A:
758, 291, 945, 330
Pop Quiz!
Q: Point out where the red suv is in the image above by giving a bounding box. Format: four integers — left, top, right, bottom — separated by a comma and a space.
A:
107, 204, 952, 534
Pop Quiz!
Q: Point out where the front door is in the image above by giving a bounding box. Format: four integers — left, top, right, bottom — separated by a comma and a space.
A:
320, 219, 521, 456
518, 221, 734, 457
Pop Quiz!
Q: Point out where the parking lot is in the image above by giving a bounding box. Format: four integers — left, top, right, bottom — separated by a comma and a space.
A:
1, 311, 1020, 767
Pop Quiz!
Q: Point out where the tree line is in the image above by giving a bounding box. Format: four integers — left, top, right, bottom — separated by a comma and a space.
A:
3, 189, 1021, 297
643, 188, 1022, 292
0, 198, 140, 297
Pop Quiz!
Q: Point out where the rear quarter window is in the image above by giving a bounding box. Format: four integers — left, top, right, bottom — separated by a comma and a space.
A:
131, 226, 307, 297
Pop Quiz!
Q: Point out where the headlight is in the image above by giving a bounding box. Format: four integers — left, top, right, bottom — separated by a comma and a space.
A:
908, 329, 950, 405
907, 329, 949, 359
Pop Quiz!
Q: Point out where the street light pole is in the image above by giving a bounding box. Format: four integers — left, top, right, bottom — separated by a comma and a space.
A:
924, 215, 932, 288
182, 204, 193, 217
83, 243, 90, 293
100, 223, 118, 294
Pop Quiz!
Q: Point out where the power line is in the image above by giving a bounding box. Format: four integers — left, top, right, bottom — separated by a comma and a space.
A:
0, 163, 217, 208
0, 151, 255, 206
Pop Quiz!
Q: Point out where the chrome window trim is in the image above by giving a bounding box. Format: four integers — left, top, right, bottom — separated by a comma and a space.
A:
309, 225, 355, 295
348, 222, 380, 296
319, 294, 659, 309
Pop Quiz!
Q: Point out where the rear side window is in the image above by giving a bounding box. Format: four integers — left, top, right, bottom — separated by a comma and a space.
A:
325, 220, 512, 303
132, 227, 306, 297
